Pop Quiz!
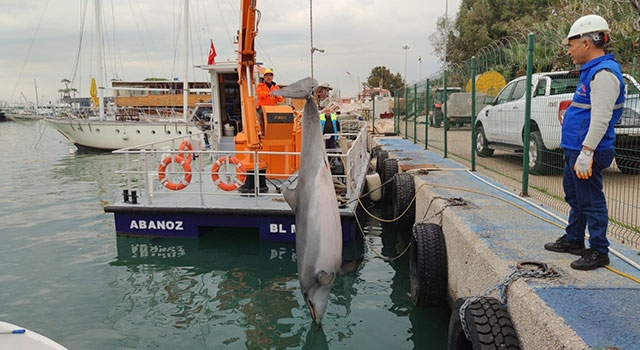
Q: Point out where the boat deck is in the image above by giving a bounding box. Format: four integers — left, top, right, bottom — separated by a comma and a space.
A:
105, 120, 370, 242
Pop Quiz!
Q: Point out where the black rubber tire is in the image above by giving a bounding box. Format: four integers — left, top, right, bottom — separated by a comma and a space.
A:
376, 150, 389, 177
392, 173, 415, 231
529, 130, 559, 175
433, 109, 443, 128
382, 158, 398, 202
410, 223, 447, 307
475, 125, 494, 157
370, 145, 381, 160
448, 297, 521, 350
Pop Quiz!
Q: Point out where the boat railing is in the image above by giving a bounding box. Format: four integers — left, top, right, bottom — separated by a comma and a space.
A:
112, 119, 369, 207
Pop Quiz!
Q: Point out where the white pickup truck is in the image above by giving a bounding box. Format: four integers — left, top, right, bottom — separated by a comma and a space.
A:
475, 71, 640, 175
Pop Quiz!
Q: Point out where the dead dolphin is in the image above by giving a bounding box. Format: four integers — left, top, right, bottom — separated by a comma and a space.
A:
273, 77, 342, 323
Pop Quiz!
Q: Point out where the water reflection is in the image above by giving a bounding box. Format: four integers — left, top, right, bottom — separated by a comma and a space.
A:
110, 230, 364, 348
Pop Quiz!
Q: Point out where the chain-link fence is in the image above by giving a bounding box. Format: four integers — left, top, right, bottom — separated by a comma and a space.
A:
392, 32, 640, 249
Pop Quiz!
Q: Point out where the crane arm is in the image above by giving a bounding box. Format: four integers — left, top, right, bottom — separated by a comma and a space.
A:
237, 0, 261, 150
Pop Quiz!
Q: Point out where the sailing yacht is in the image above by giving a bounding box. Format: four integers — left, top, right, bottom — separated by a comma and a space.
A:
42, 0, 213, 151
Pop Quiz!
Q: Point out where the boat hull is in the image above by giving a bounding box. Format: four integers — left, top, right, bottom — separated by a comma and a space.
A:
105, 205, 358, 243
41, 118, 204, 151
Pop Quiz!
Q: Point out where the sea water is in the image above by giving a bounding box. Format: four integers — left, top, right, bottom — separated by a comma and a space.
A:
0, 120, 449, 349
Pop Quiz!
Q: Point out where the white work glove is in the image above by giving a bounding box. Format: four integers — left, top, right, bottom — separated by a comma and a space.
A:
574, 150, 593, 179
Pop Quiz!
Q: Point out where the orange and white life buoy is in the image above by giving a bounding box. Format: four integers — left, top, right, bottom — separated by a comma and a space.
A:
211, 156, 247, 191
178, 140, 193, 163
158, 155, 192, 191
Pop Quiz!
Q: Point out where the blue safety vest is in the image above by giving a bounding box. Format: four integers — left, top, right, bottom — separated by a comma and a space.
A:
561, 54, 625, 151
320, 113, 339, 140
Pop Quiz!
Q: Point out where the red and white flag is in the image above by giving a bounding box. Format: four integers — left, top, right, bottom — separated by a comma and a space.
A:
207, 40, 217, 65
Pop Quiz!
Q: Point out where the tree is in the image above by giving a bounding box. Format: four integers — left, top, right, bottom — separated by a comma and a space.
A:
366, 66, 405, 92
431, 0, 553, 64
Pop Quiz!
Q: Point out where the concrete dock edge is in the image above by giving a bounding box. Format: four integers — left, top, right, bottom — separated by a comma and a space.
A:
372, 136, 640, 349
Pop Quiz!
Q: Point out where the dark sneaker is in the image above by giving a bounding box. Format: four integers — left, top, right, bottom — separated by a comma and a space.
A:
544, 235, 585, 255
570, 249, 610, 270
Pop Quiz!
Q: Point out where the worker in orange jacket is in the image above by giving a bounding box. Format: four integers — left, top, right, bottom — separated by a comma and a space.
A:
256, 69, 283, 107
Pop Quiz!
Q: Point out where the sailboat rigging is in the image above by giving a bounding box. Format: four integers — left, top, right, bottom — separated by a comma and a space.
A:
42, 0, 214, 151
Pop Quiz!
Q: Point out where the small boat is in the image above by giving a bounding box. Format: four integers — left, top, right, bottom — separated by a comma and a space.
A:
41, 1, 213, 151
0, 110, 11, 122
41, 103, 214, 151
104, 64, 370, 243
0, 321, 67, 350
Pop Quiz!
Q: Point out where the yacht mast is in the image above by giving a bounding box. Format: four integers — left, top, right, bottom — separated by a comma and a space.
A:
95, 0, 105, 120
183, 0, 189, 121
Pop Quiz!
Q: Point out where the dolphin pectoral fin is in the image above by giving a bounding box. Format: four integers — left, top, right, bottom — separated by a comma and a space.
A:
281, 177, 297, 211
338, 257, 364, 275
315, 270, 336, 286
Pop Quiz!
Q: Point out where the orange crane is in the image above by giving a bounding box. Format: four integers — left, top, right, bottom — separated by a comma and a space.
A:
234, 0, 301, 191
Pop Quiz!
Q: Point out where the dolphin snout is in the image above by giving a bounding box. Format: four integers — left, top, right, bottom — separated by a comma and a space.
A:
304, 287, 330, 323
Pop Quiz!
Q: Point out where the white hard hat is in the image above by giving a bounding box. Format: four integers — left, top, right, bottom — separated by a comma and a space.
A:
563, 14, 610, 45
319, 82, 333, 90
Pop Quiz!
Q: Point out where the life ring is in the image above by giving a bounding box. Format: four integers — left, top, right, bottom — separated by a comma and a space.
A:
211, 156, 247, 191
178, 140, 193, 163
410, 222, 447, 306
158, 155, 192, 191
447, 297, 521, 349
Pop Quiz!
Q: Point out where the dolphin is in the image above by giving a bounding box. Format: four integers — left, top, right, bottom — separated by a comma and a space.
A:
273, 77, 342, 323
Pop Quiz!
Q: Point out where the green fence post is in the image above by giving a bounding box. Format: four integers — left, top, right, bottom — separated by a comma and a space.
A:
394, 90, 399, 135
425, 79, 430, 149
404, 86, 408, 139
372, 91, 376, 136
443, 70, 448, 158
471, 57, 477, 172
413, 83, 418, 143
521, 33, 535, 196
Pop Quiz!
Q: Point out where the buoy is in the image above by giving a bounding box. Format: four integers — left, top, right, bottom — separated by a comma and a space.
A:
365, 173, 382, 201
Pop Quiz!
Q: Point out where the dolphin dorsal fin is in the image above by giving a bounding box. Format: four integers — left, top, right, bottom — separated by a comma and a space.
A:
316, 270, 336, 286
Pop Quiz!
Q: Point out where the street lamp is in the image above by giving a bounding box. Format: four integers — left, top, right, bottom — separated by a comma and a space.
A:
418, 56, 422, 82
402, 45, 410, 84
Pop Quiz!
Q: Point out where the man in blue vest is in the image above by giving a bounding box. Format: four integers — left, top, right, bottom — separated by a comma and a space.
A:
544, 15, 625, 270
320, 111, 339, 149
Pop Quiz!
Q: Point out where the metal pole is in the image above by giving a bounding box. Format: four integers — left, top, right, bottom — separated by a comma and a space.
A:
183, 0, 189, 122
425, 79, 429, 149
310, 0, 313, 80
402, 45, 410, 84
413, 83, 418, 142
522, 33, 535, 196
471, 57, 477, 171
95, 0, 104, 120
443, 70, 448, 158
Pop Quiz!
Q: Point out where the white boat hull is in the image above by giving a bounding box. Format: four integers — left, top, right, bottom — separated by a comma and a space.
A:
41, 118, 206, 151
0, 321, 67, 350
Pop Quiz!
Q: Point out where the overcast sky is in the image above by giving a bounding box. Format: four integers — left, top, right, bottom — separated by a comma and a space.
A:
1, 0, 461, 105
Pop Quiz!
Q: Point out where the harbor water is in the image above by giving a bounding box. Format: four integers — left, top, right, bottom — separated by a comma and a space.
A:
0, 120, 449, 349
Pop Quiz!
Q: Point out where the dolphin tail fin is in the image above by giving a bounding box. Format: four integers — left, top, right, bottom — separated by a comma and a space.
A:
272, 77, 318, 99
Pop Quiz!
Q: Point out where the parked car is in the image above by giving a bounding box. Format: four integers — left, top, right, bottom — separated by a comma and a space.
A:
475, 71, 640, 175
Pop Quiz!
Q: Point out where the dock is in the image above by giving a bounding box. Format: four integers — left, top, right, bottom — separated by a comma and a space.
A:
373, 136, 640, 349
